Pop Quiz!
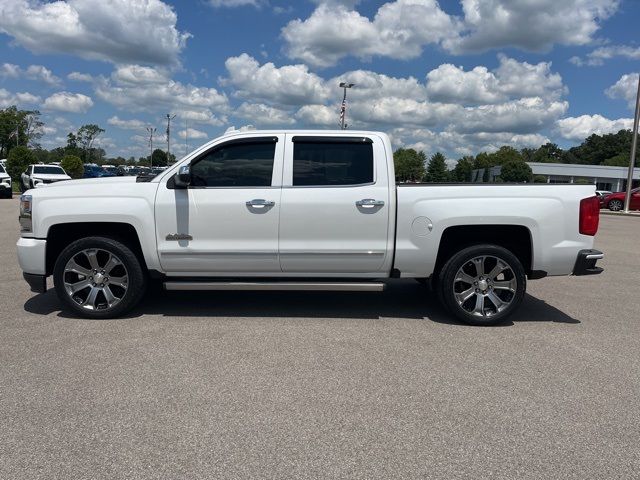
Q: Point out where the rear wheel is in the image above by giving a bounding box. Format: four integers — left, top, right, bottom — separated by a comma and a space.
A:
438, 245, 526, 326
608, 199, 623, 211
53, 236, 146, 319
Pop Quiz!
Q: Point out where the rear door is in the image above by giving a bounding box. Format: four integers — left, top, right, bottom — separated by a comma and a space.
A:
278, 134, 391, 274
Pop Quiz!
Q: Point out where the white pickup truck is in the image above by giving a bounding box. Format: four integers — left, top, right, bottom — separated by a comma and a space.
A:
17, 130, 603, 325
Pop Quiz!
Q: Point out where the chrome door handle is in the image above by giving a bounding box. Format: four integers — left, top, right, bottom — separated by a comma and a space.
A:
356, 198, 385, 207
246, 199, 275, 207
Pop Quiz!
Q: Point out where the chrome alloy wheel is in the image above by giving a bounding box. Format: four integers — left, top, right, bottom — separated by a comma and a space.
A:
452, 255, 517, 318
63, 248, 129, 311
609, 199, 623, 211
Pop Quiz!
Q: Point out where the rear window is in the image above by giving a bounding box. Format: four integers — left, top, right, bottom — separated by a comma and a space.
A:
293, 138, 374, 186
33, 166, 65, 175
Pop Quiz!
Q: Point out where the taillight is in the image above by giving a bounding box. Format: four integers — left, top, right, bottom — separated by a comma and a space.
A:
579, 196, 600, 236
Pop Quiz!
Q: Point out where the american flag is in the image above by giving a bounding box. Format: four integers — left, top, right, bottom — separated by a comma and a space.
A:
8, 126, 18, 139
339, 98, 346, 125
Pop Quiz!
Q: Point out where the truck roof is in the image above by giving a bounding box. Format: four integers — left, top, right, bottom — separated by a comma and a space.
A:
222, 129, 387, 137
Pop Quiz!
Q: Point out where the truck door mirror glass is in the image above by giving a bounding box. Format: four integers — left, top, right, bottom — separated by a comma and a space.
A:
174, 165, 191, 188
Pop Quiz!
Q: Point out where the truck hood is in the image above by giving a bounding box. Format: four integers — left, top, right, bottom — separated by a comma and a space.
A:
32, 174, 71, 181
25, 175, 151, 199
44, 176, 138, 187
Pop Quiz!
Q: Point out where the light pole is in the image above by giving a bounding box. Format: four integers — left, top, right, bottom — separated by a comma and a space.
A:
339, 82, 354, 130
146, 126, 156, 168
165, 113, 176, 165
624, 73, 640, 213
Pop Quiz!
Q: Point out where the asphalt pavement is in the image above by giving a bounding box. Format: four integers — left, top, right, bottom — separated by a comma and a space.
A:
0, 196, 638, 479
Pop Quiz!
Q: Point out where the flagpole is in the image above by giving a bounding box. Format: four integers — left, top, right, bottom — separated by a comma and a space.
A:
339, 82, 354, 130
623, 73, 640, 213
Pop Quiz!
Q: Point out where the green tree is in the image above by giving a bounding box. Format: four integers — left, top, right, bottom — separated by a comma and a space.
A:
488, 146, 523, 165
61, 155, 84, 179
425, 152, 449, 182
393, 148, 426, 183
472, 152, 491, 182
452, 156, 474, 182
530, 143, 563, 163
151, 148, 168, 167
6, 146, 35, 182
567, 129, 632, 165
533, 175, 548, 183
603, 153, 629, 166
0, 107, 43, 157
76, 124, 105, 161
500, 160, 533, 183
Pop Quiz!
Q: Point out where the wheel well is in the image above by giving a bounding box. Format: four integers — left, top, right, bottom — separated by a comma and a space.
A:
45, 222, 146, 275
434, 225, 533, 277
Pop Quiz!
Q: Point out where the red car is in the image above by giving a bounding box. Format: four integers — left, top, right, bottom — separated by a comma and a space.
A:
603, 187, 640, 211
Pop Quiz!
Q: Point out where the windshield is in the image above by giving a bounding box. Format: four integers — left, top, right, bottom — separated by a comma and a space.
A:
33, 166, 65, 175
0, 165, 5, 173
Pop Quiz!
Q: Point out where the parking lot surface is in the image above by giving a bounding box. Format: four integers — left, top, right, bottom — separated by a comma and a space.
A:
0, 196, 638, 479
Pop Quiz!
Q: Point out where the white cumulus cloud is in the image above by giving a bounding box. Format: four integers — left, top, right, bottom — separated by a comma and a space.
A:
43, 92, 94, 113
223, 54, 329, 105
0, 88, 41, 107
446, 0, 620, 54
236, 103, 295, 126
107, 116, 147, 130
605, 73, 639, 109
282, 1, 457, 67
95, 65, 228, 125
556, 114, 633, 141
178, 128, 208, 139
570, 45, 640, 67
0, 63, 61, 85
0, 0, 190, 65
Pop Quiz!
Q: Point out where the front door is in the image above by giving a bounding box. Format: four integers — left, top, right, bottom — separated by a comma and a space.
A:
155, 135, 284, 274
278, 134, 391, 274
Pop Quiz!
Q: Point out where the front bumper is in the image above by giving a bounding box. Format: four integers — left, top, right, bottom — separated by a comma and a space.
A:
573, 249, 604, 276
17, 237, 47, 275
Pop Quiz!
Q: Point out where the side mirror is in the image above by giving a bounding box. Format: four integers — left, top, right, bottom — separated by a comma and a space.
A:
174, 165, 191, 188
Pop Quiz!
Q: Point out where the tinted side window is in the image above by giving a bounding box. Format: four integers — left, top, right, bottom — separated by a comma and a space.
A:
191, 141, 276, 187
293, 141, 374, 186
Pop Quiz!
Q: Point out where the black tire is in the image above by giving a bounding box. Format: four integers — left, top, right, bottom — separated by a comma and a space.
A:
438, 244, 526, 326
19, 181, 25, 193
53, 236, 147, 319
608, 199, 623, 212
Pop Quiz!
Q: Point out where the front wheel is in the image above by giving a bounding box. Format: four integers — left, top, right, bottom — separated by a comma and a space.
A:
608, 199, 623, 211
53, 236, 147, 319
438, 245, 526, 326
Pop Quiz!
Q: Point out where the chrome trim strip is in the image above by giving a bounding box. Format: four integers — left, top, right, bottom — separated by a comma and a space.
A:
279, 250, 385, 256
160, 251, 277, 257
585, 253, 604, 260
164, 281, 386, 292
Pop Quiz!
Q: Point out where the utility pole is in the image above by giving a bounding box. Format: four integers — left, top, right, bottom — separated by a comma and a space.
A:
339, 82, 354, 130
146, 126, 156, 168
624, 73, 640, 213
165, 113, 176, 165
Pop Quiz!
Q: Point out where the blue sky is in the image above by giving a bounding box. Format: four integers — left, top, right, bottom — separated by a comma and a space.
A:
0, 0, 638, 160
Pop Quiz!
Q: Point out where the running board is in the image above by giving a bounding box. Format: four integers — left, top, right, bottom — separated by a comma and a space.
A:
163, 281, 386, 292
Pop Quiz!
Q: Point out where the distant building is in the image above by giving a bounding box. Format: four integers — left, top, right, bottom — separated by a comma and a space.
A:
473, 162, 640, 191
